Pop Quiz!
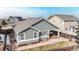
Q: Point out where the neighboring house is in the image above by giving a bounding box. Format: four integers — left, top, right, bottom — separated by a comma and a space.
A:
8, 16, 26, 24
13, 18, 59, 45
48, 14, 79, 38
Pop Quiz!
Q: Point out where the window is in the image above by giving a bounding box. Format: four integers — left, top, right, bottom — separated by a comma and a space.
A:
39, 32, 42, 37
20, 33, 24, 40
42, 30, 47, 36
72, 27, 75, 32
73, 29, 75, 32
33, 32, 37, 38
66, 28, 68, 30
43, 31, 47, 35
69, 26, 75, 32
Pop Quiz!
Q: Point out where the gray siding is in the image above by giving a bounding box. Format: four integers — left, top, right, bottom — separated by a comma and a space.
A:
32, 20, 58, 35
25, 28, 38, 40
17, 20, 58, 45
18, 28, 39, 45
18, 28, 38, 40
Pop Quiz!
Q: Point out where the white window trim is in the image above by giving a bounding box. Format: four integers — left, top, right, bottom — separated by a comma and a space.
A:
39, 30, 49, 38
16, 34, 19, 45
33, 32, 38, 39
42, 30, 47, 36
20, 33, 25, 40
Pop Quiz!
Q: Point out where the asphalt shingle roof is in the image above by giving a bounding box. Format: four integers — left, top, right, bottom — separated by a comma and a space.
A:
49, 14, 79, 22
56, 14, 79, 22
14, 18, 43, 34
14, 17, 59, 34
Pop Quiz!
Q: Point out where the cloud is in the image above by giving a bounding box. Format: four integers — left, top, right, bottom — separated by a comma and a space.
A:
1, 7, 79, 19
0, 7, 50, 18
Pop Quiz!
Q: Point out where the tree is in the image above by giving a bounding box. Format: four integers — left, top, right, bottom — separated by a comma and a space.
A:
1, 20, 8, 26
7, 19, 10, 24
3, 30, 7, 51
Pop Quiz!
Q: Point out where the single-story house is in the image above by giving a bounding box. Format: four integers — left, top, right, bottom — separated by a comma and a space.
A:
13, 18, 59, 45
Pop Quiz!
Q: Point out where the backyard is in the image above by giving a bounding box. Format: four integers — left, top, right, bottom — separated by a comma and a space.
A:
25, 41, 78, 51
16, 37, 78, 51
0, 37, 78, 51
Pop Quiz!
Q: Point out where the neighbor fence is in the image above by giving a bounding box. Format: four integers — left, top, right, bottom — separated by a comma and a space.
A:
60, 32, 76, 40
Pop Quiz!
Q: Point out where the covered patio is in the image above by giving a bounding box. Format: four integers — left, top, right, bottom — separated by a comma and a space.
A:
49, 29, 60, 39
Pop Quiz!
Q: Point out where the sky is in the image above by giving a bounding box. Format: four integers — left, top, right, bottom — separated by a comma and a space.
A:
0, 7, 79, 18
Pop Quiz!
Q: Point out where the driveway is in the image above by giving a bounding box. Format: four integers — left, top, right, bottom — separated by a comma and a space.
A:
16, 37, 77, 51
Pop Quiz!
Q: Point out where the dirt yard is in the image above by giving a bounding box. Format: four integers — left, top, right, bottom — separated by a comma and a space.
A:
16, 37, 78, 51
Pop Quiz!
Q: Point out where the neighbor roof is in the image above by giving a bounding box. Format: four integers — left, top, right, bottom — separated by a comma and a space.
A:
49, 14, 79, 22
14, 18, 58, 34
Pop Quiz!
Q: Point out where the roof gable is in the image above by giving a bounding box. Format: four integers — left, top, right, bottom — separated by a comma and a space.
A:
14, 18, 58, 34
31, 19, 59, 29
14, 18, 42, 34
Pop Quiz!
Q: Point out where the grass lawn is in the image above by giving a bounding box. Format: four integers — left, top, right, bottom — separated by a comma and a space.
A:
25, 41, 77, 51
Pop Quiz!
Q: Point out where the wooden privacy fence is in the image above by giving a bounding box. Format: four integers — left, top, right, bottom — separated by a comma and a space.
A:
60, 32, 76, 40
48, 45, 79, 51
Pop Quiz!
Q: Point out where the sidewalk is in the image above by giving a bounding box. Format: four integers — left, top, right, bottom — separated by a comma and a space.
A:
16, 37, 77, 51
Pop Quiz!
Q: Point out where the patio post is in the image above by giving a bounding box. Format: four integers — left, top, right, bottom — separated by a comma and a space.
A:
57, 31, 60, 37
